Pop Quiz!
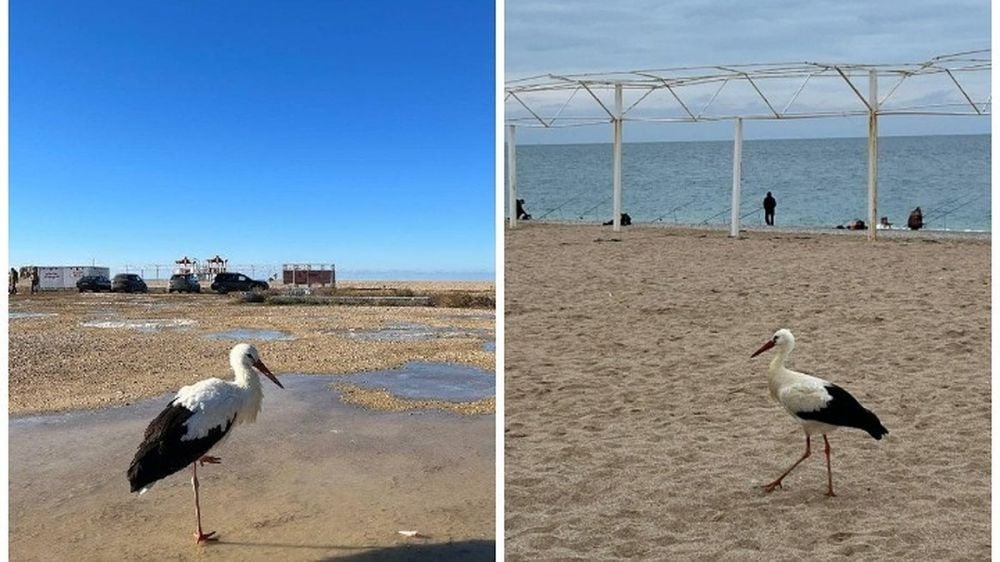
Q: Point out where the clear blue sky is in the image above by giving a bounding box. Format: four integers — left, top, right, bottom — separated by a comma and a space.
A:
11, 0, 495, 280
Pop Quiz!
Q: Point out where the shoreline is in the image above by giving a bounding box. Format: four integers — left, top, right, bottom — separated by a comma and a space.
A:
512, 218, 991, 239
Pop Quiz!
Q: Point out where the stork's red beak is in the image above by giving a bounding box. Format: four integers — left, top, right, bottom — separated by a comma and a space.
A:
750, 339, 775, 358
253, 359, 284, 388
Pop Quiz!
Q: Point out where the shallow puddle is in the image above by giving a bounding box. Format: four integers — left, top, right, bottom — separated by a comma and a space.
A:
80, 318, 196, 332
204, 328, 296, 341
9, 312, 57, 320
10, 374, 493, 560
482, 341, 496, 352
338, 321, 492, 342
346, 362, 494, 402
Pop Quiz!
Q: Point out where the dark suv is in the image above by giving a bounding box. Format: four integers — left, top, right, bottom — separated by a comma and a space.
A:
111, 273, 148, 293
168, 273, 201, 293
211, 272, 269, 294
77, 275, 112, 292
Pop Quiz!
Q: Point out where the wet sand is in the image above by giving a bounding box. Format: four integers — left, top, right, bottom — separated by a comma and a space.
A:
505, 223, 989, 560
10, 376, 494, 561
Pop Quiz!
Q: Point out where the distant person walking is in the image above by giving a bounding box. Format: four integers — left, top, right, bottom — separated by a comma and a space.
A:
8, 268, 18, 295
763, 192, 777, 226
29, 267, 39, 294
907, 207, 924, 230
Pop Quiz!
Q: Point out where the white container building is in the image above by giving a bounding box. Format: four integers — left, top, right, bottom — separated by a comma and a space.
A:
36, 266, 111, 290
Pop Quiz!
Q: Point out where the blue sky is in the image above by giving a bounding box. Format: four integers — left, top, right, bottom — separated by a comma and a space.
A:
11, 1, 495, 279
506, 0, 990, 143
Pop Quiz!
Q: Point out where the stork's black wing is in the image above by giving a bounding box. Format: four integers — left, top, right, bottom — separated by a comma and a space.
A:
127, 399, 233, 492
795, 383, 888, 440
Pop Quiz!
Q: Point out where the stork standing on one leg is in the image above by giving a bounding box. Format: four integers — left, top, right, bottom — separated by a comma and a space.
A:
127, 343, 284, 543
750, 329, 888, 496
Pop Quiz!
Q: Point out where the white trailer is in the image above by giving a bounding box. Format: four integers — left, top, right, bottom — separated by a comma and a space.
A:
36, 266, 111, 290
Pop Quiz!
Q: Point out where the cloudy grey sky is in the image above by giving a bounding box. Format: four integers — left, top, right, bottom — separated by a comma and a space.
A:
506, 0, 990, 142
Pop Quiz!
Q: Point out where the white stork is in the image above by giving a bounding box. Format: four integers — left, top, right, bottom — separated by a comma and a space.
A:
127, 343, 284, 543
751, 329, 887, 496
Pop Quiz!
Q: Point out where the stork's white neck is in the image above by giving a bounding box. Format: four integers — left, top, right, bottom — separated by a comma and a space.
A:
769, 346, 791, 372
767, 345, 794, 400
231, 363, 264, 424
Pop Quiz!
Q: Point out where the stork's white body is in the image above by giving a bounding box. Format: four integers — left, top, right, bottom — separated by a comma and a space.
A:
174, 371, 265, 444
766, 355, 840, 437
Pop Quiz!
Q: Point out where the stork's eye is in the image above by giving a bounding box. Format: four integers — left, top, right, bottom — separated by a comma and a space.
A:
246, 353, 253, 359
772, 336, 778, 342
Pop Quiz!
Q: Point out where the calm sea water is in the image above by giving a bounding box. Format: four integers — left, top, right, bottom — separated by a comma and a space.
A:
510, 134, 990, 232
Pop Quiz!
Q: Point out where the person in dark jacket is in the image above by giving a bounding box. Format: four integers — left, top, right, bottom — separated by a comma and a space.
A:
516, 199, 532, 220
907, 207, 923, 230
763, 192, 777, 226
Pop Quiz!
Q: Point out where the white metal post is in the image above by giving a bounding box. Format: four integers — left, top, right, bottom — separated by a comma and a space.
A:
867, 69, 878, 241
612, 83, 623, 232
730, 117, 743, 238
506, 125, 517, 229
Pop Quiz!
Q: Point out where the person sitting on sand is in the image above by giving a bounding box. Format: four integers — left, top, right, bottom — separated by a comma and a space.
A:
877, 216, 892, 230
516, 199, 532, 220
602, 213, 631, 226
836, 219, 866, 231
908, 207, 923, 230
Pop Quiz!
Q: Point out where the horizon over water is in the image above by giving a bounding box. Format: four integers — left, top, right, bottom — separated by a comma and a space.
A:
510, 133, 990, 232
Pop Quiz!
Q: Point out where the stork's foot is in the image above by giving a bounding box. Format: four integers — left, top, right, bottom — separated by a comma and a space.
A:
198, 455, 222, 466
195, 530, 218, 543
825, 490, 837, 498
762, 480, 783, 493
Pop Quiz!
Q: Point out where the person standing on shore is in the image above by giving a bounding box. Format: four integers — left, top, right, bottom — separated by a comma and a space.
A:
9, 268, 18, 295
763, 192, 777, 226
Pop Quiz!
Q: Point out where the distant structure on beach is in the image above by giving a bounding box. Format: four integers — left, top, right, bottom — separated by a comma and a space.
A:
202, 255, 229, 278
171, 255, 230, 279
505, 50, 990, 239
173, 256, 197, 275
282, 263, 336, 287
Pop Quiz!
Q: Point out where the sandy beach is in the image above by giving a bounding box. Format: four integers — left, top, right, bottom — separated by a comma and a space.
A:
9, 282, 493, 414
9, 283, 495, 561
505, 223, 989, 560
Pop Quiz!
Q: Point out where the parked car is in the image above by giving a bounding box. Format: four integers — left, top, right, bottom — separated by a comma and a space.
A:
76, 275, 112, 293
168, 273, 201, 293
111, 273, 148, 293
211, 272, 269, 294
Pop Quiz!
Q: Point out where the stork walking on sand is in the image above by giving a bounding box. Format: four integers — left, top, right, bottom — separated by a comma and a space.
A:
751, 329, 888, 496
127, 343, 284, 543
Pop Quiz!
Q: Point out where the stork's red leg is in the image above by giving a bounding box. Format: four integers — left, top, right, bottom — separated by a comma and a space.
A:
762, 435, 811, 493
191, 463, 218, 543
199, 455, 222, 466
823, 435, 836, 497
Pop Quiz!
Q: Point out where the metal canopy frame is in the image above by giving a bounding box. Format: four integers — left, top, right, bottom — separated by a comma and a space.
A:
504, 50, 991, 238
